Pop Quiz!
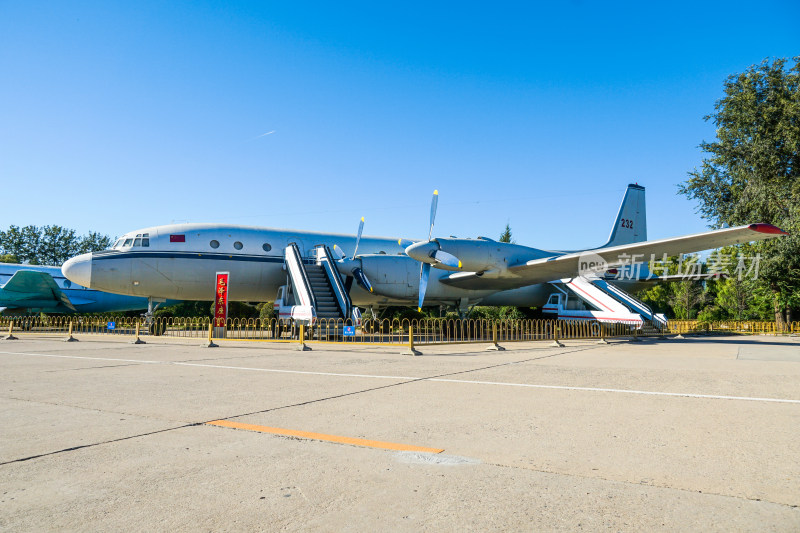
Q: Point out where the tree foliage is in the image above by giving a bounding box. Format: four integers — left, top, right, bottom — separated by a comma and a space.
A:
679, 57, 800, 326
499, 223, 514, 243
0, 225, 112, 265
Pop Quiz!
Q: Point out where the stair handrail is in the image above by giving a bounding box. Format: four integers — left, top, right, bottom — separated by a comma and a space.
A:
285, 243, 316, 309
600, 281, 659, 318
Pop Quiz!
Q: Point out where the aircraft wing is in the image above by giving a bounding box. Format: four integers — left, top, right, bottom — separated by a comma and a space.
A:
440, 223, 787, 291
0, 270, 77, 311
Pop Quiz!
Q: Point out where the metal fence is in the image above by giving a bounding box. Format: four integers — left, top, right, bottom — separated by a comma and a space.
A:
1, 315, 798, 349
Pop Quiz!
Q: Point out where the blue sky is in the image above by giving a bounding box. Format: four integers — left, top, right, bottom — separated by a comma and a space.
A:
1, 1, 798, 249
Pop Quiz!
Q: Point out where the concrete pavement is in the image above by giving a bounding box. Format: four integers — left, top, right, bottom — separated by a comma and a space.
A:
1, 335, 798, 531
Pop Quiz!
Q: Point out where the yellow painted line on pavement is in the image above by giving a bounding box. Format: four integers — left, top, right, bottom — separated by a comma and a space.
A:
206, 420, 444, 453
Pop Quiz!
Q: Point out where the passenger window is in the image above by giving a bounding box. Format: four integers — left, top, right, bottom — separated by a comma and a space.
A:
210, 240, 220, 249
234, 241, 243, 250
262, 243, 271, 252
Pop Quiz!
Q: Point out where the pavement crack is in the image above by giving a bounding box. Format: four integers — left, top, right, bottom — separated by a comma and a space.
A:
0, 423, 200, 467
43, 363, 146, 372
483, 460, 799, 509
216, 344, 605, 422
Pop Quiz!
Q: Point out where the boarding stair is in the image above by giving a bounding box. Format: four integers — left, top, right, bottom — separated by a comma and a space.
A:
544, 276, 668, 330
304, 264, 344, 320
589, 278, 668, 330
282, 243, 360, 326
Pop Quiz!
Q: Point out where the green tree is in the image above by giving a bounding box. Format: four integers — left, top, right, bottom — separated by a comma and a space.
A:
0, 225, 113, 265
499, 223, 514, 243
0, 254, 19, 263
78, 232, 112, 255
39, 225, 79, 265
670, 280, 709, 319
680, 57, 800, 328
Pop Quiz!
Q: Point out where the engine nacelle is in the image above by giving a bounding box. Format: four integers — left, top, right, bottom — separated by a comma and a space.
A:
337, 254, 419, 299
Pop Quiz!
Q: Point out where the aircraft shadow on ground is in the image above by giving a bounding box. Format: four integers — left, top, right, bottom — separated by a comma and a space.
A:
662, 336, 799, 348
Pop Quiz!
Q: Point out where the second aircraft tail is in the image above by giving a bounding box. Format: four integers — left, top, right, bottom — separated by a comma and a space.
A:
602, 183, 647, 247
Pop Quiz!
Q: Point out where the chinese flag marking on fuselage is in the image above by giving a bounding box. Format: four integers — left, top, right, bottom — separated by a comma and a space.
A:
214, 272, 229, 327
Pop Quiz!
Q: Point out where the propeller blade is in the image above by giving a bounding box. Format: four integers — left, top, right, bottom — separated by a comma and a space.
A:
397, 238, 414, 248
331, 244, 346, 260
352, 267, 373, 293
352, 217, 365, 259
432, 249, 461, 269
418, 263, 431, 311
428, 190, 438, 240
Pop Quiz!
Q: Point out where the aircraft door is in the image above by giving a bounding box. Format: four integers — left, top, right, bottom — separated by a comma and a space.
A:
287, 238, 309, 261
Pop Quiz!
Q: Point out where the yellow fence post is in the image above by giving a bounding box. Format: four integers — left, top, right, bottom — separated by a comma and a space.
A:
402, 324, 421, 356
297, 323, 311, 351
550, 321, 565, 348
65, 320, 78, 342
4, 320, 18, 341
132, 320, 146, 345
597, 322, 609, 345
630, 323, 641, 342
486, 321, 505, 351
206, 321, 218, 348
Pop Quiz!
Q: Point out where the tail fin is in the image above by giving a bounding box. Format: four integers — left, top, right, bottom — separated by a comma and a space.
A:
603, 184, 647, 247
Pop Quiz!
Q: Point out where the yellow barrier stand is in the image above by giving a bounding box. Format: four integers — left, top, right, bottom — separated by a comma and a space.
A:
674, 321, 685, 339
486, 322, 505, 351
4, 321, 18, 340
65, 321, 78, 342
550, 323, 565, 348
206, 322, 218, 348
132, 321, 146, 345
596, 323, 609, 345
297, 323, 311, 351
402, 324, 421, 356
630, 324, 641, 342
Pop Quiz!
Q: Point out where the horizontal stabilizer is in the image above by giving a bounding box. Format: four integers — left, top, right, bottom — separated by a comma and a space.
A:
1, 270, 76, 311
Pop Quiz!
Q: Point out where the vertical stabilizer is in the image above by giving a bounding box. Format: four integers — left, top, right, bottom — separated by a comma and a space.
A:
603, 184, 647, 247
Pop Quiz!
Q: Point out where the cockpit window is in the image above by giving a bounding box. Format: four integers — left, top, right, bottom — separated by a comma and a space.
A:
117, 233, 152, 248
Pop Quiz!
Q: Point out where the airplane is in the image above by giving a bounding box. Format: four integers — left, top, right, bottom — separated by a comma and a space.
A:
0, 263, 179, 314
60, 184, 787, 320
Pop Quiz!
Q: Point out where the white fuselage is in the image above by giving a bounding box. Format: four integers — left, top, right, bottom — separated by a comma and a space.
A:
62, 223, 557, 308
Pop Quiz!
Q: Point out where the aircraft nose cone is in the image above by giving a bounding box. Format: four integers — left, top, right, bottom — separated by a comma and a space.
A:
62, 253, 93, 287
405, 241, 438, 263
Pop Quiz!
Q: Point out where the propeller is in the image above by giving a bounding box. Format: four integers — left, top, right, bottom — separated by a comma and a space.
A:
418, 263, 430, 311
405, 190, 462, 311
334, 217, 373, 293
331, 244, 346, 260
353, 217, 364, 259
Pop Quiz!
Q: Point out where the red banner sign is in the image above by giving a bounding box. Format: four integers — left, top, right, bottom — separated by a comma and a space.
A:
214, 272, 229, 327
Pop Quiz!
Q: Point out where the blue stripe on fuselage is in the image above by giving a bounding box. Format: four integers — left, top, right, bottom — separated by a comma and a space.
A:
92, 250, 310, 264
